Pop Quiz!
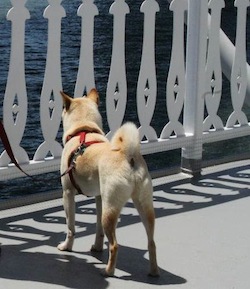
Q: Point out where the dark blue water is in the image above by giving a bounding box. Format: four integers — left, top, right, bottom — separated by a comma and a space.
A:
0, 0, 249, 200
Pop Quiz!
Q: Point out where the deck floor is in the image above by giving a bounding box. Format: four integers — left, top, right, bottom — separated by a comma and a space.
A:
1, 159, 250, 289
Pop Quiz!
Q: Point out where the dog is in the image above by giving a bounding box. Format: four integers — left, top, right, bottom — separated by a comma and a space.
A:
58, 88, 159, 277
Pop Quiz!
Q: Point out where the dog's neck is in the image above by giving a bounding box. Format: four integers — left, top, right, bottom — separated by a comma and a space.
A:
63, 121, 104, 145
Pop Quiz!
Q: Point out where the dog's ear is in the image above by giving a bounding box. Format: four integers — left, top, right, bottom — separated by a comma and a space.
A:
87, 88, 99, 106
60, 91, 72, 111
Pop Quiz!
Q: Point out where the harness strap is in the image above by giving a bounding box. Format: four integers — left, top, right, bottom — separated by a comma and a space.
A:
62, 131, 101, 194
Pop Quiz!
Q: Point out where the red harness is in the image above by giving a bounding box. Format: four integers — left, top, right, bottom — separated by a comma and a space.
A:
61, 131, 101, 194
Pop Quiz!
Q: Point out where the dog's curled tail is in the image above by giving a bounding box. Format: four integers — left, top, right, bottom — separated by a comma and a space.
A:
111, 122, 140, 157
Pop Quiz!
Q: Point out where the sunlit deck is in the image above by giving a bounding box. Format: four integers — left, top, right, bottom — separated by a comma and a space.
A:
1, 159, 250, 289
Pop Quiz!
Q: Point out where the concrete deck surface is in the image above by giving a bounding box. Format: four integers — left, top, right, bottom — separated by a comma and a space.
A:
1, 159, 250, 289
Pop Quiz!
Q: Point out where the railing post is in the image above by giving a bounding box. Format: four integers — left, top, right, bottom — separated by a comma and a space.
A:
137, 0, 159, 142
33, 0, 65, 161
181, 0, 207, 176
106, 0, 130, 139
226, 0, 249, 128
74, 0, 99, 97
0, 0, 30, 166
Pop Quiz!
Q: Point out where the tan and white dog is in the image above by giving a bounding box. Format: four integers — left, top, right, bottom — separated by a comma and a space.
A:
58, 88, 159, 277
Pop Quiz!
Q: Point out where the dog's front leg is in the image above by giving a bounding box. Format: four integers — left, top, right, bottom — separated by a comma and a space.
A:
91, 195, 104, 252
57, 189, 75, 251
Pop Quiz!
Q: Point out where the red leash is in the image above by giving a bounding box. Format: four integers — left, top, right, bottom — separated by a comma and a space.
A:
0, 120, 31, 177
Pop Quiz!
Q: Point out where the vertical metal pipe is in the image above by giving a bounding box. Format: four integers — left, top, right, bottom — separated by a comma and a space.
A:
181, 0, 207, 176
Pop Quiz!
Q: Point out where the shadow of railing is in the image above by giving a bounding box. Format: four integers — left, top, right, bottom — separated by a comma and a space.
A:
152, 163, 250, 219
0, 161, 250, 287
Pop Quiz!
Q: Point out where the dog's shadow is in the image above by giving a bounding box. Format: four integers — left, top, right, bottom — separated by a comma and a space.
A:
0, 243, 186, 288
83, 244, 186, 286
0, 244, 109, 289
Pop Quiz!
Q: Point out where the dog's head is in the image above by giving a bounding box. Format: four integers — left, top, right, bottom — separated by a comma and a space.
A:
60, 88, 103, 135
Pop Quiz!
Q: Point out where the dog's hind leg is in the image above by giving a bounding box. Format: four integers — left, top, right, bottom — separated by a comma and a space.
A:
101, 207, 120, 277
99, 171, 132, 276
91, 195, 104, 252
132, 186, 159, 277
57, 189, 76, 252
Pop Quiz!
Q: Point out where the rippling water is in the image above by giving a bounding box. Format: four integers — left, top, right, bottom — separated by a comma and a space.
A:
0, 0, 249, 200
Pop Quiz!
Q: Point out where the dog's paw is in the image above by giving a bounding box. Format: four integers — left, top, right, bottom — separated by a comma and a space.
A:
148, 268, 160, 278
57, 242, 72, 252
100, 268, 115, 278
91, 244, 103, 252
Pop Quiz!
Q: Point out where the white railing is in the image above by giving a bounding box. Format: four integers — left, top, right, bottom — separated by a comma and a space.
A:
0, 0, 249, 180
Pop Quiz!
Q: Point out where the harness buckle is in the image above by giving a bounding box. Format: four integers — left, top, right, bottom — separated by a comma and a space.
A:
72, 143, 87, 165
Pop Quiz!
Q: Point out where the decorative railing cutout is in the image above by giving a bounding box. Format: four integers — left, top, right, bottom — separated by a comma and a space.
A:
0, 0, 250, 180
